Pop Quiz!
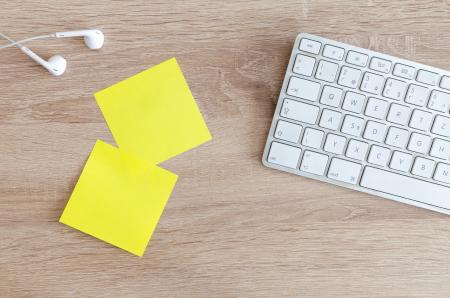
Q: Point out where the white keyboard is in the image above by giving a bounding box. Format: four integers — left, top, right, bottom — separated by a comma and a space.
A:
262, 33, 450, 215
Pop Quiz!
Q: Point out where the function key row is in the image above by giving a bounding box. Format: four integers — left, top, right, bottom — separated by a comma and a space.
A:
298, 37, 450, 90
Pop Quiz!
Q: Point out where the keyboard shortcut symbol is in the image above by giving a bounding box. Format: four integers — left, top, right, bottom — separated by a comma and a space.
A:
327, 158, 362, 184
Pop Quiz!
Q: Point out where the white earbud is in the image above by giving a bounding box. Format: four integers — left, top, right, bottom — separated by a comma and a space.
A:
20, 46, 67, 76
55, 29, 104, 50
0, 29, 104, 76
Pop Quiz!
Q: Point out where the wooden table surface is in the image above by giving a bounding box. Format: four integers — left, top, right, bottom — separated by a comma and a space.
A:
2, 1, 450, 297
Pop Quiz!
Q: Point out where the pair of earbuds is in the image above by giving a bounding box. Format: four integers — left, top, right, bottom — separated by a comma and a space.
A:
0, 29, 104, 76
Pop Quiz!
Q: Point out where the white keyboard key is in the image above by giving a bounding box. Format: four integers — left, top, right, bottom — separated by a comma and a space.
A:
302, 128, 324, 148
369, 57, 391, 73
363, 121, 387, 143
315, 60, 339, 82
385, 127, 409, 148
434, 163, 450, 184
368, 145, 391, 166
389, 151, 413, 172
405, 84, 429, 106
431, 115, 450, 137
364, 97, 389, 119
440, 76, 450, 90
346, 51, 368, 67
299, 38, 321, 54
293, 54, 316, 76
430, 138, 450, 160
274, 120, 302, 143
324, 133, 346, 155
408, 132, 431, 154
280, 98, 320, 124
320, 85, 343, 107
327, 158, 361, 184
387, 103, 411, 126
342, 91, 365, 113
319, 109, 342, 130
300, 151, 329, 175
338, 66, 361, 89
267, 142, 301, 169
393, 63, 415, 80
322, 44, 344, 61
360, 166, 450, 210
341, 115, 364, 137
345, 139, 369, 161
360, 72, 384, 94
416, 69, 439, 86
383, 78, 407, 101
409, 109, 433, 131
428, 90, 450, 113
412, 157, 435, 178
287, 77, 321, 101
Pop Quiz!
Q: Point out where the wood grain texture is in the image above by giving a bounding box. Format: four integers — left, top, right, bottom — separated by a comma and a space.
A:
1, 0, 450, 297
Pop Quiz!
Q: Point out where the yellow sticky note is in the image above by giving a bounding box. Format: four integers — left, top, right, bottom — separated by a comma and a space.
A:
95, 58, 212, 164
60, 140, 178, 256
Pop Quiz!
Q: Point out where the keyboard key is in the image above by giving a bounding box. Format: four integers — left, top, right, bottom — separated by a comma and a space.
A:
428, 90, 450, 113
274, 120, 302, 143
412, 157, 435, 178
341, 115, 364, 137
389, 151, 413, 172
280, 99, 319, 124
342, 91, 365, 113
315, 60, 339, 82
434, 163, 450, 184
299, 38, 321, 54
319, 109, 342, 130
408, 132, 431, 154
385, 127, 409, 148
393, 63, 415, 80
322, 44, 344, 61
369, 57, 391, 73
345, 139, 369, 161
324, 133, 347, 154
320, 85, 343, 107
409, 109, 433, 131
327, 158, 361, 184
364, 97, 389, 119
346, 51, 368, 67
363, 121, 387, 142
430, 138, 450, 160
268, 142, 301, 169
360, 72, 384, 94
383, 78, 407, 101
416, 69, 440, 86
405, 84, 429, 106
440, 76, 450, 90
293, 54, 316, 76
360, 166, 450, 210
387, 103, 411, 126
287, 77, 321, 101
368, 145, 391, 166
302, 128, 324, 148
300, 151, 329, 175
431, 115, 450, 137
338, 66, 361, 89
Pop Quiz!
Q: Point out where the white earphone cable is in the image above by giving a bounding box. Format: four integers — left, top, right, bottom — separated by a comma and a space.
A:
0, 33, 54, 50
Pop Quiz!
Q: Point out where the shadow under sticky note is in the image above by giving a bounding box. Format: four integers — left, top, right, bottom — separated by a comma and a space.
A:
95, 58, 212, 165
60, 140, 178, 257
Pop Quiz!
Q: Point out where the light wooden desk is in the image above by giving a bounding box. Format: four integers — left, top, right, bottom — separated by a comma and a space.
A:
2, 1, 450, 297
